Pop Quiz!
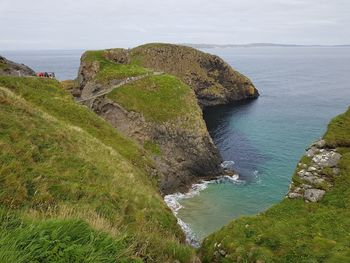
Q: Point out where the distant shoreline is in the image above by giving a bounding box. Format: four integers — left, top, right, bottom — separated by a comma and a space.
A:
182, 43, 350, 49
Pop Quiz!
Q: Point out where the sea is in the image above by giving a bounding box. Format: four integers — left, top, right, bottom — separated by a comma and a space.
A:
2, 46, 350, 244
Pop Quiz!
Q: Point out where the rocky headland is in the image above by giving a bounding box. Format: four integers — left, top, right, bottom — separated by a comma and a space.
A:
73, 43, 259, 194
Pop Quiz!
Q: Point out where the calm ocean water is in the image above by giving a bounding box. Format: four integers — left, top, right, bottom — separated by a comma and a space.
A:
2, 47, 350, 242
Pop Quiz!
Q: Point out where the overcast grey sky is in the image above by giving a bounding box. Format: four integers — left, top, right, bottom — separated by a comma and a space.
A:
0, 0, 349, 50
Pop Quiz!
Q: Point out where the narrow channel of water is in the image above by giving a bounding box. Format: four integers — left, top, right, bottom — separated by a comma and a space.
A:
167, 46, 350, 242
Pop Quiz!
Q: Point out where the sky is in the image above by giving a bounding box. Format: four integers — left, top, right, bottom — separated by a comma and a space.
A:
0, 0, 349, 50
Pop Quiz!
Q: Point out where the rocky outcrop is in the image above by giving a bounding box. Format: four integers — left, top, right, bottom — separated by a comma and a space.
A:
74, 44, 258, 194
0, 55, 36, 77
130, 43, 258, 107
287, 139, 342, 202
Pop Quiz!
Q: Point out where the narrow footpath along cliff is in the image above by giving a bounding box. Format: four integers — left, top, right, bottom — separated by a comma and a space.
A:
74, 43, 259, 194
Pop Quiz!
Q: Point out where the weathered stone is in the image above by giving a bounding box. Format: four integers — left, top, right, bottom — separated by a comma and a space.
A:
301, 184, 312, 189
314, 139, 326, 148
297, 169, 306, 177
288, 193, 303, 199
302, 176, 324, 185
306, 147, 318, 157
308, 166, 317, 172
304, 189, 326, 202
312, 151, 341, 168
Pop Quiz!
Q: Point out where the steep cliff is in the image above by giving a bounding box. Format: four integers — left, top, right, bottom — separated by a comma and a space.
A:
75, 43, 257, 193
0, 55, 36, 76
200, 107, 350, 262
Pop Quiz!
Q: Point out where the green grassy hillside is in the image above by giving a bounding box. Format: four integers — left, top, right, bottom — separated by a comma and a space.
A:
0, 76, 195, 262
107, 74, 205, 129
83, 50, 151, 83
200, 107, 350, 262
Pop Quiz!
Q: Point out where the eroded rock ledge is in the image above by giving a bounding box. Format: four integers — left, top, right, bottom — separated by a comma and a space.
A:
287, 139, 342, 202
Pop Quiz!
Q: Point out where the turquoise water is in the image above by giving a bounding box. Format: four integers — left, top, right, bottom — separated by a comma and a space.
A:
2, 47, 350, 242
177, 47, 350, 241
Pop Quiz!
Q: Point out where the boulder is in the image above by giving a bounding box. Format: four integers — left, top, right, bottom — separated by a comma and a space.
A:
304, 189, 325, 202
312, 151, 341, 168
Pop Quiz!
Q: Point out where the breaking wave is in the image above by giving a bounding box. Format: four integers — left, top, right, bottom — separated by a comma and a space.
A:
164, 166, 243, 247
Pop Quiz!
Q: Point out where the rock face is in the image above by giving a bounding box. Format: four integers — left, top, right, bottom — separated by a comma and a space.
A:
0, 55, 36, 77
130, 43, 259, 107
287, 139, 342, 202
91, 96, 222, 194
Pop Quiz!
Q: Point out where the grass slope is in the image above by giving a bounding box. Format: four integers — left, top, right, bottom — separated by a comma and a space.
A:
107, 74, 204, 127
200, 107, 350, 263
83, 50, 151, 83
0, 76, 195, 262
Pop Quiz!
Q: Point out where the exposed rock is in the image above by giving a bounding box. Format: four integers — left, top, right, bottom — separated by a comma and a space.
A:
304, 189, 326, 202
287, 140, 342, 202
306, 147, 318, 157
314, 139, 326, 148
0, 55, 36, 77
312, 151, 341, 168
131, 44, 259, 107
301, 184, 312, 189
308, 166, 317, 172
288, 192, 303, 199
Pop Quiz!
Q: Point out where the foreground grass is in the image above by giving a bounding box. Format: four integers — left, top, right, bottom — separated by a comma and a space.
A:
0, 76, 195, 262
200, 107, 350, 262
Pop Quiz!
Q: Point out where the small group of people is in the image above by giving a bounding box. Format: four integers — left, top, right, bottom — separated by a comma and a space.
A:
36, 72, 55, 79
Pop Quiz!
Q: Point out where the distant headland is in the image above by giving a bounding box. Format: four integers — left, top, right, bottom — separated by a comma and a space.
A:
183, 43, 350, 49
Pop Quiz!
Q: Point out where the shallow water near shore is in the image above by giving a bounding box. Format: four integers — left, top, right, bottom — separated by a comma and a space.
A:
2, 47, 350, 244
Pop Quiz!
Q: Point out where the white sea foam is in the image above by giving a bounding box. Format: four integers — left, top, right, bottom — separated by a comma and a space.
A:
164, 170, 243, 247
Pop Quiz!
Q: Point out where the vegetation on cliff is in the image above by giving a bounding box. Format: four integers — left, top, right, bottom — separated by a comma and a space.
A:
107, 74, 205, 129
83, 50, 151, 83
200, 107, 350, 262
0, 76, 196, 262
